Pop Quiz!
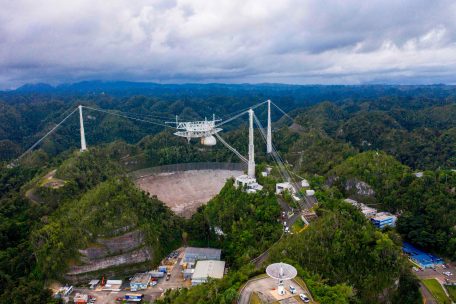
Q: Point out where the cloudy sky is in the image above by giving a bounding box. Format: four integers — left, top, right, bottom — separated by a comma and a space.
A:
1, 0, 456, 89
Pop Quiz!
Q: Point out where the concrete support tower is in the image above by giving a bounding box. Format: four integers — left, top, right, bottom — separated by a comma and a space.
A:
79, 105, 87, 151
247, 109, 255, 178
267, 99, 272, 154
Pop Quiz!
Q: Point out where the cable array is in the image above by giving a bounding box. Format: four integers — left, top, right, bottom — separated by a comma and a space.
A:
13, 99, 298, 181
214, 133, 248, 163
82, 106, 173, 128
16, 107, 79, 161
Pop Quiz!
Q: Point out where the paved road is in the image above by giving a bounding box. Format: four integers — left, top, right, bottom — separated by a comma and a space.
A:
414, 263, 456, 303
415, 264, 456, 283
252, 196, 310, 268
277, 197, 301, 227
420, 282, 437, 304
252, 197, 301, 268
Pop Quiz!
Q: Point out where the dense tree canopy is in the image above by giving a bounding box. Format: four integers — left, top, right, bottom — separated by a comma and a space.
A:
0, 84, 454, 303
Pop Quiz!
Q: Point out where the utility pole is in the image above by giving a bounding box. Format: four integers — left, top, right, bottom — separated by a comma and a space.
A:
248, 109, 255, 178
267, 99, 272, 154
79, 105, 87, 151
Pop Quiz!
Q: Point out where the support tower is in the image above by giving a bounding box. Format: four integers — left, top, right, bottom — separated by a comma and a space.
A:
248, 109, 255, 178
267, 99, 272, 154
79, 105, 87, 151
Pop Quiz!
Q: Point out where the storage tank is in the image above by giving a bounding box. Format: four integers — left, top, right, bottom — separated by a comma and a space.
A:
200, 135, 216, 146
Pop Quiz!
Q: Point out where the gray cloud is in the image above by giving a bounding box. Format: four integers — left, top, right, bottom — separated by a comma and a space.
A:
1, 0, 456, 89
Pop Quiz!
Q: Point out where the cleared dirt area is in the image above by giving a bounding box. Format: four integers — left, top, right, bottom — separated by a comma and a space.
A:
135, 169, 242, 218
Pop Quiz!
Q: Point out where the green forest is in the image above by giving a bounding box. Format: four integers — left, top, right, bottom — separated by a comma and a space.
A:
0, 83, 455, 303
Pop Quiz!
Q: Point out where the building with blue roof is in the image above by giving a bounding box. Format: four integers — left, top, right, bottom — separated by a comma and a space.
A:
402, 242, 444, 268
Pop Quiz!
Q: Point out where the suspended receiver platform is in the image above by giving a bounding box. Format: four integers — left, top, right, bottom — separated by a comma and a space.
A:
169, 115, 222, 146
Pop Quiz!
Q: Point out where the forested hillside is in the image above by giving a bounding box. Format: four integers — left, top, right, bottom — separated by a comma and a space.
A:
268, 195, 421, 303
1, 83, 455, 171
0, 83, 455, 303
327, 151, 456, 260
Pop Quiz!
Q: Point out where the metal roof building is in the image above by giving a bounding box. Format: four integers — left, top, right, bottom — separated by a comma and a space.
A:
183, 247, 221, 263
403, 242, 444, 268
191, 260, 225, 285
130, 272, 151, 291
102, 280, 122, 291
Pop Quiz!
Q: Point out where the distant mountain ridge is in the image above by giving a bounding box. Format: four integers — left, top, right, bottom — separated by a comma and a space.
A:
6, 80, 456, 100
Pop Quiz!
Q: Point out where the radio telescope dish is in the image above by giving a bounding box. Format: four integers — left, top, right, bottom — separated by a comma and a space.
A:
266, 262, 297, 295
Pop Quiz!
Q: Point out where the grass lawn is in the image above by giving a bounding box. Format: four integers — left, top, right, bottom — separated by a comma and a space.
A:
422, 279, 451, 304
445, 285, 456, 302
292, 218, 305, 233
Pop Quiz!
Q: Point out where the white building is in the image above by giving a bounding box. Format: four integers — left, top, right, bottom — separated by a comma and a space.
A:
301, 179, 310, 188
414, 172, 424, 178
305, 189, 315, 196
276, 182, 294, 195
344, 198, 377, 218
235, 175, 263, 193
191, 260, 226, 285
360, 205, 377, 218
102, 280, 122, 291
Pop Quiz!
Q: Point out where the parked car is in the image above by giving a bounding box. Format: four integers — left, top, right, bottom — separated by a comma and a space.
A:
284, 226, 289, 233
299, 293, 310, 303
289, 285, 296, 294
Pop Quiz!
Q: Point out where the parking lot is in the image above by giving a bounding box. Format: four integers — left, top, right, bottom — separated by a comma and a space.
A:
414, 262, 456, 284
239, 276, 314, 304
71, 248, 189, 303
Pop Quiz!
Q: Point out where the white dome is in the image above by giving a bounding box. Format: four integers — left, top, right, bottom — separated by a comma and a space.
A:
200, 135, 217, 146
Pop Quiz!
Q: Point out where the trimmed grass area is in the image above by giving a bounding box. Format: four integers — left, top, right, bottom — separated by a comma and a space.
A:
446, 285, 456, 302
292, 218, 305, 233
249, 292, 263, 304
422, 279, 451, 304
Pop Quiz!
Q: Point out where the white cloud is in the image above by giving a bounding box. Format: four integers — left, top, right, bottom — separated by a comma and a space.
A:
1, 0, 456, 88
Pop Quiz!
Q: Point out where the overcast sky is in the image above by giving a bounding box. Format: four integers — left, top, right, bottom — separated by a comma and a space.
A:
1, 0, 456, 89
